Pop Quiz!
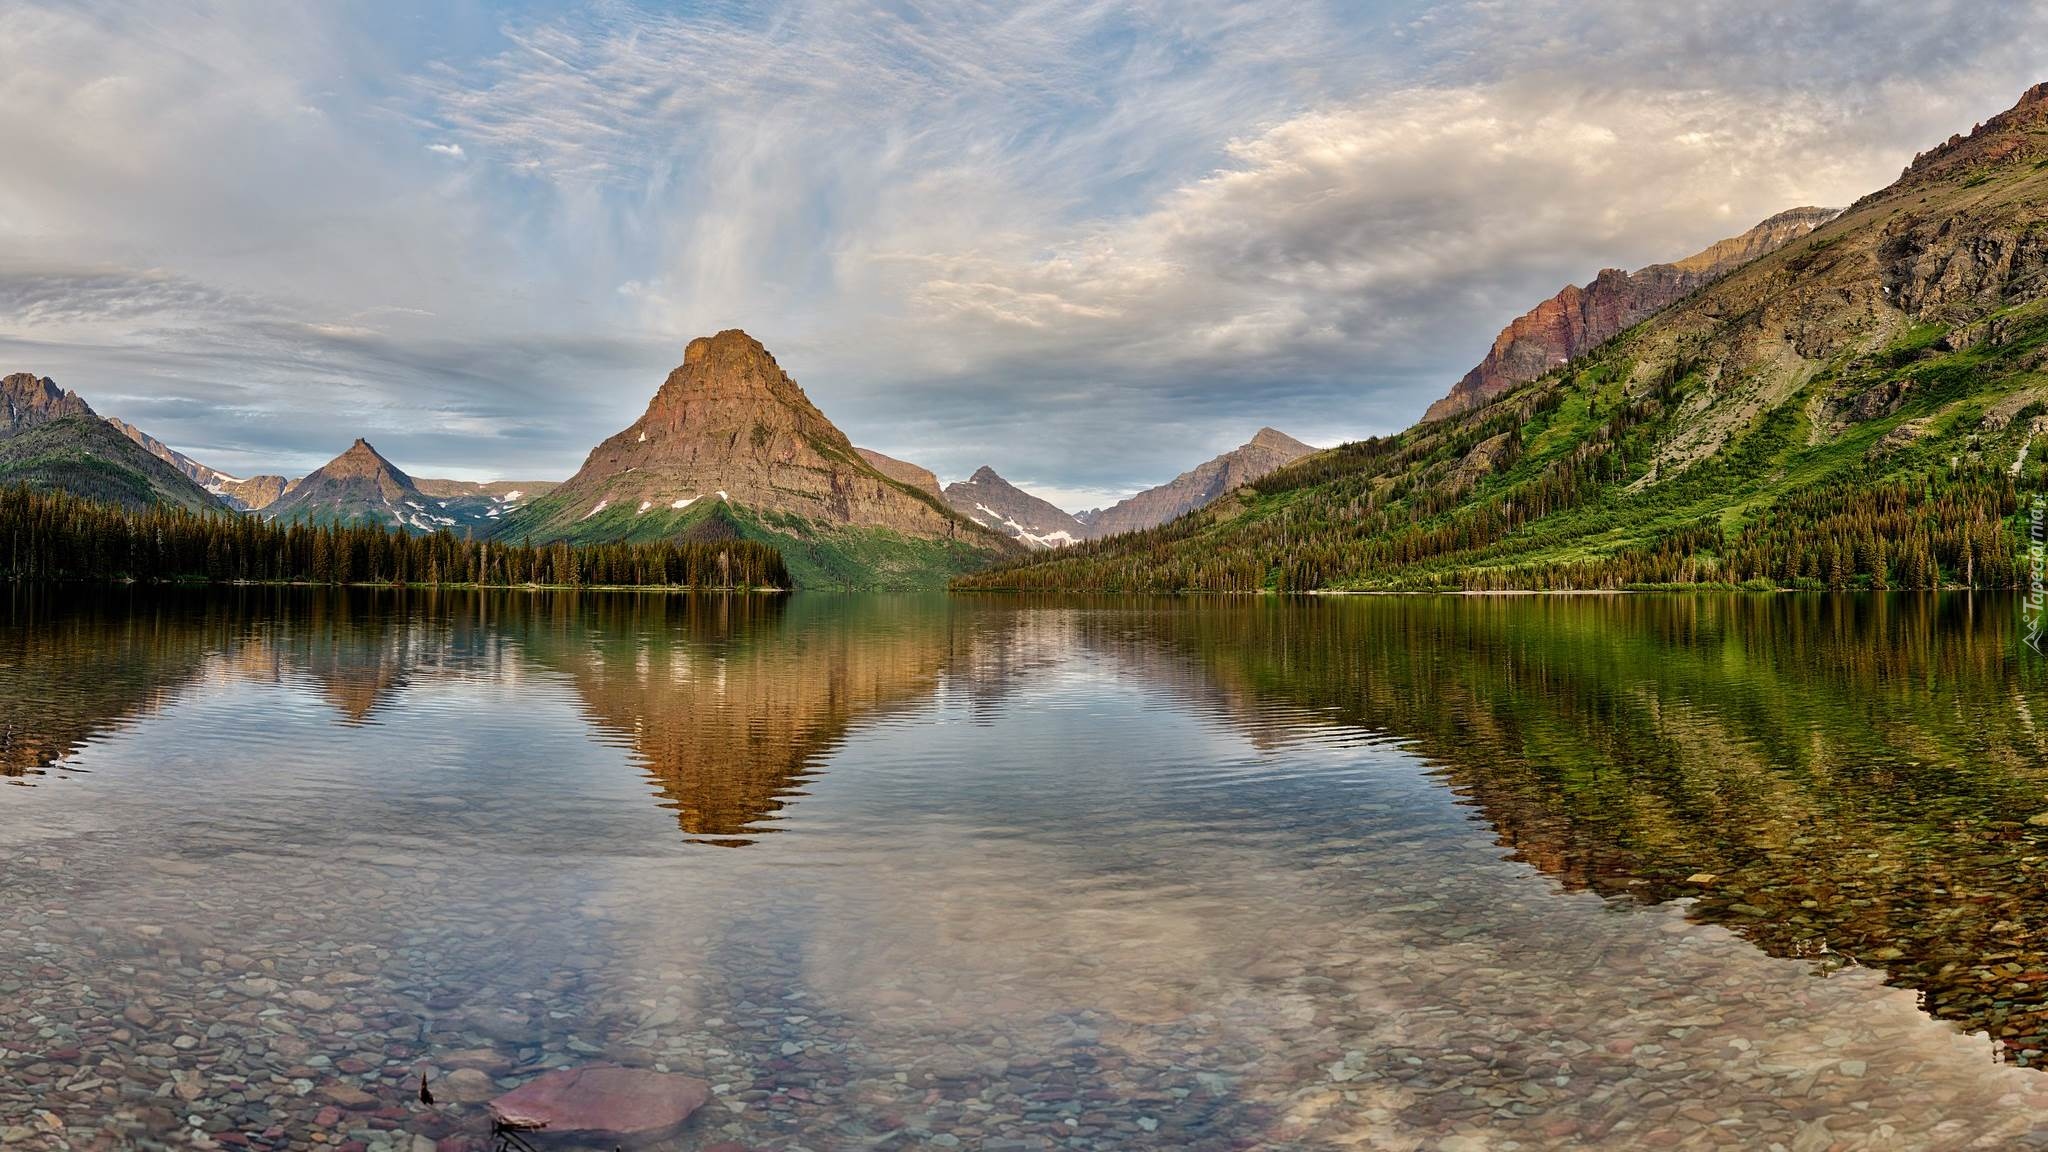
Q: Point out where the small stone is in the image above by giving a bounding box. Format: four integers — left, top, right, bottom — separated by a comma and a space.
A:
488, 1066, 712, 1142
439, 1049, 513, 1076
440, 1069, 496, 1104
318, 1084, 378, 1111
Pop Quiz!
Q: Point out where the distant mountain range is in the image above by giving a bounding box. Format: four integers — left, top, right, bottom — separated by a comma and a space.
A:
18, 89, 2043, 593
6, 338, 1319, 584
942, 428, 1316, 550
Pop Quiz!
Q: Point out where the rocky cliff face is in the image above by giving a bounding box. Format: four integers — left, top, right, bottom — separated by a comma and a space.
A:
1082, 428, 1315, 539
103, 416, 291, 510
499, 330, 999, 548
1423, 207, 1840, 422
854, 448, 943, 499
2, 373, 93, 436
944, 467, 1084, 549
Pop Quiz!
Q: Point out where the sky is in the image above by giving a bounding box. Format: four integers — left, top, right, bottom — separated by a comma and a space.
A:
1, 1, 2043, 510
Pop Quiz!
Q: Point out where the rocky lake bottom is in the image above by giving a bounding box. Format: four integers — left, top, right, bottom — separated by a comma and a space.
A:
5, 589, 2048, 1150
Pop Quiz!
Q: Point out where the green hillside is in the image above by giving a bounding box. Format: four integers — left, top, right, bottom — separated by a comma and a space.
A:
494, 495, 1002, 590
961, 92, 2048, 594
0, 416, 225, 514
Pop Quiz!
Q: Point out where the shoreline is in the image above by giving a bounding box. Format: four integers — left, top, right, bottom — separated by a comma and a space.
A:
3, 577, 787, 593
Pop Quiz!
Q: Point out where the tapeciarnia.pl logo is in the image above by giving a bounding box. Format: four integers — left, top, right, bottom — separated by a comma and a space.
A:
2029, 494, 2046, 655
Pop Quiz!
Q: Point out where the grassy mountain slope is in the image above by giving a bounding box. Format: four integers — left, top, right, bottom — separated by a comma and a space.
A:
961, 87, 2048, 594
498, 495, 998, 590
0, 416, 225, 514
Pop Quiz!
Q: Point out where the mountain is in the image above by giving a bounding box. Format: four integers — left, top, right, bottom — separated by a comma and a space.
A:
944, 467, 1084, 549
259, 442, 559, 533
854, 447, 942, 499
2, 373, 93, 435
493, 329, 1015, 587
0, 415, 224, 513
263, 439, 444, 530
961, 84, 2048, 594
1423, 206, 1840, 422
1078, 428, 1315, 538
103, 417, 291, 510
0, 375, 222, 512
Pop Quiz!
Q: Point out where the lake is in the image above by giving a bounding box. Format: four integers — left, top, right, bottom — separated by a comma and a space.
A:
5, 588, 2048, 1150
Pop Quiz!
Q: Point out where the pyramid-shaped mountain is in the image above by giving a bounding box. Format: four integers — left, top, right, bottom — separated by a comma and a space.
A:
944, 467, 1084, 549
494, 329, 1014, 587
264, 439, 453, 532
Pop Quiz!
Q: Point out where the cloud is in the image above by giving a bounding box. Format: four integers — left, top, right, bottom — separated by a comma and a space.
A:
0, 263, 671, 480
1, 0, 2045, 498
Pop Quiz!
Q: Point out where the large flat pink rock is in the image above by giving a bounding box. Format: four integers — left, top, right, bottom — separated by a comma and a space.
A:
488, 1065, 711, 1142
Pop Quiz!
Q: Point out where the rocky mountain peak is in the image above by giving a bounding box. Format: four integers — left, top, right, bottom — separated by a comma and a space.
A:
632, 329, 848, 457
262, 437, 433, 528
944, 467, 1084, 550
2, 372, 94, 435
497, 330, 1000, 550
681, 329, 761, 366
327, 438, 409, 480
1248, 427, 1310, 454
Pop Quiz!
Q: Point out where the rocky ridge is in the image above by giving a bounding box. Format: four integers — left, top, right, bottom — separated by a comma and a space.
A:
854, 448, 943, 499
104, 417, 291, 511
1423, 207, 1841, 422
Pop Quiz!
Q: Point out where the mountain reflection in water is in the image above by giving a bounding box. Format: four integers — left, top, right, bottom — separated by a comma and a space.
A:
6, 587, 2048, 1148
